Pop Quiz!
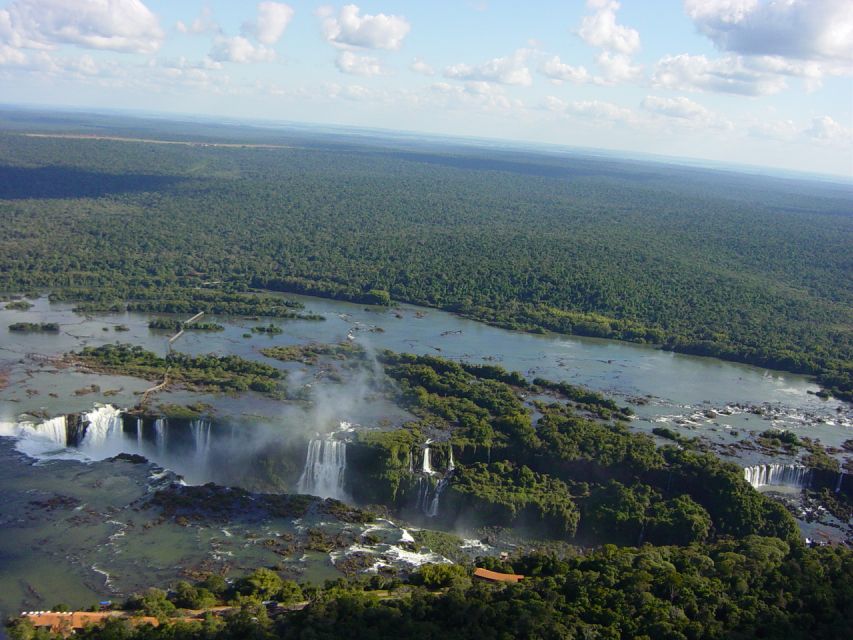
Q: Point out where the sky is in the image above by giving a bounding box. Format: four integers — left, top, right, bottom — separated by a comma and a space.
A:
0, 0, 851, 178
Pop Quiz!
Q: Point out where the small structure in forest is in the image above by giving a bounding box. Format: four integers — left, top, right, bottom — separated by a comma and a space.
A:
473, 567, 525, 583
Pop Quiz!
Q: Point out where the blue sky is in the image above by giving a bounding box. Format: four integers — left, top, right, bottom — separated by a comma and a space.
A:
1, 0, 851, 177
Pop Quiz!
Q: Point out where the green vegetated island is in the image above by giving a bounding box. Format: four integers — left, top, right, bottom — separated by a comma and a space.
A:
12, 346, 853, 639
0, 111, 850, 399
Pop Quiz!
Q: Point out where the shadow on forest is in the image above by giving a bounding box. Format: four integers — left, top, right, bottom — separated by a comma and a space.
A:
0, 165, 185, 199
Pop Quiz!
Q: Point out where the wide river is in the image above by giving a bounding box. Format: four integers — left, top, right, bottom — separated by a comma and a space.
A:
1, 293, 850, 452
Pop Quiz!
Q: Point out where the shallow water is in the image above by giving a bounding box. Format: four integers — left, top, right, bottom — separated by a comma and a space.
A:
1, 294, 849, 449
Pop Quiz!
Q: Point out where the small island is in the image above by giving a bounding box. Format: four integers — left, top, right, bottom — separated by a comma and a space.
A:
8, 322, 60, 333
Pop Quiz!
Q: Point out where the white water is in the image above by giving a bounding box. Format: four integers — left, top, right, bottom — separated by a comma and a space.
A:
744, 463, 810, 489
422, 443, 434, 475
154, 419, 166, 457
448, 447, 455, 472
0, 415, 73, 458
427, 477, 450, 517
298, 438, 347, 500
81, 405, 124, 451
190, 420, 212, 467
836, 472, 845, 493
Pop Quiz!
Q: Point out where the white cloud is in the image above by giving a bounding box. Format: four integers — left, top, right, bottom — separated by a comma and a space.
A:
568, 99, 636, 123
335, 50, 384, 76
444, 49, 532, 86
685, 0, 853, 64
0, 0, 164, 54
320, 4, 410, 50
652, 53, 787, 95
642, 95, 710, 120
430, 80, 523, 112
578, 0, 640, 54
242, 2, 294, 45
748, 118, 798, 141
176, 7, 218, 35
410, 57, 434, 76
539, 55, 591, 84
0, 42, 26, 64
805, 115, 853, 143
641, 95, 731, 129
595, 51, 642, 83
210, 35, 275, 63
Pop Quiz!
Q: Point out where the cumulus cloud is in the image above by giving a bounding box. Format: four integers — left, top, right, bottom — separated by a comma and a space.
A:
568, 99, 636, 123
242, 2, 294, 45
176, 6, 218, 35
410, 57, 434, 76
642, 95, 710, 120
0, 0, 164, 54
0, 42, 27, 65
335, 50, 384, 76
641, 95, 731, 129
430, 80, 523, 112
805, 115, 853, 142
444, 49, 532, 86
653, 53, 787, 95
539, 55, 591, 84
210, 35, 275, 63
684, 0, 853, 63
320, 4, 410, 50
748, 118, 798, 140
595, 51, 642, 83
578, 0, 640, 54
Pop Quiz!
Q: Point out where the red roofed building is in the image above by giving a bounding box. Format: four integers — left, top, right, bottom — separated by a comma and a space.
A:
473, 567, 524, 583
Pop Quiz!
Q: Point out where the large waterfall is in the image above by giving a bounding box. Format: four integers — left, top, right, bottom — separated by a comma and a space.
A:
298, 438, 347, 500
744, 463, 810, 489
81, 405, 124, 449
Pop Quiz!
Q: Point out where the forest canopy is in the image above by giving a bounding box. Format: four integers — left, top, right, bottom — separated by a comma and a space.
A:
0, 117, 850, 398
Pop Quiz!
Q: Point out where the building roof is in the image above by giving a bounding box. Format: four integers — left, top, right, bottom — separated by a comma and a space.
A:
23, 611, 160, 632
473, 567, 524, 583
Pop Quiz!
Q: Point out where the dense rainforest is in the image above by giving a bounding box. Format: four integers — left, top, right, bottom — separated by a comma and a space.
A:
0, 111, 850, 400
8, 541, 853, 640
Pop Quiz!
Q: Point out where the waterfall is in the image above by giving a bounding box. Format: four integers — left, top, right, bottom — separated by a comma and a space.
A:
416, 476, 432, 514
427, 477, 450, 517
3, 415, 69, 446
836, 472, 845, 493
81, 406, 123, 448
422, 444, 434, 475
154, 419, 166, 456
408, 450, 414, 473
30, 416, 69, 446
744, 463, 809, 489
136, 418, 143, 448
190, 420, 212, 467
298, 438, 347, 500
416, 443, 456, 517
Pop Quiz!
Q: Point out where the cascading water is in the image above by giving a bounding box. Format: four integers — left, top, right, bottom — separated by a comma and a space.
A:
298, 438, 347, 500
81, 405, 124, 449
427, 477, 449, 517
154, 419, 166, 457
744, 463, 810, 489
836, 472, 845, 493
190, 420, 212, 467
417, 443, 455, 517
422, 443, 434, 475
0, 416, 69, 458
